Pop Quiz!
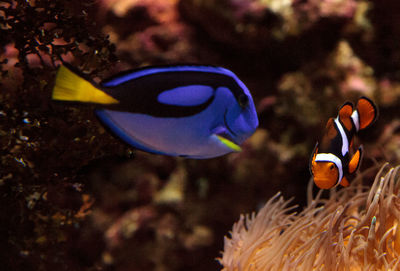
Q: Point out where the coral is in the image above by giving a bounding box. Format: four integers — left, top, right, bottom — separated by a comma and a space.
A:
98, 0, 196, 65
178, 0, 356, 66
0, 1, 117, 270
220, 164, 400, 270
274, 39, 377, 128
348, 0, 400, 80
0, 0, 116, 83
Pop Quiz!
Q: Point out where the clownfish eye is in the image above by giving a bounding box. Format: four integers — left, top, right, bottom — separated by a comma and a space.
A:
330, 164, 335, 170
238, 94, 249, 108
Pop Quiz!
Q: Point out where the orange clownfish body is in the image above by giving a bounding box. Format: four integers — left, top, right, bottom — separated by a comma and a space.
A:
310, 96, 378, 189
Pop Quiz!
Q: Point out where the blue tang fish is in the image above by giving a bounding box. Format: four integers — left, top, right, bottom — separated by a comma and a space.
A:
52, 64, 259, 158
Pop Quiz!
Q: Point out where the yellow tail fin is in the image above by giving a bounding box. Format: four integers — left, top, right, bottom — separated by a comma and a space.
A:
52, 65, 119, 104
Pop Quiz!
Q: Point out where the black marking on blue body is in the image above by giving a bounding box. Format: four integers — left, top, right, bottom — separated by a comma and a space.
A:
223, 111, 237, 137
100, 70, 247, 118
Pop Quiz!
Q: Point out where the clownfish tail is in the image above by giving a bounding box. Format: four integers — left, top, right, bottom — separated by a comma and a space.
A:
355, 96, 378, 130
52, 65, 119, 105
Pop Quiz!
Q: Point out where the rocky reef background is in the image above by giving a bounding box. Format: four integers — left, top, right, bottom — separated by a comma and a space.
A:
1, 0, 400, 270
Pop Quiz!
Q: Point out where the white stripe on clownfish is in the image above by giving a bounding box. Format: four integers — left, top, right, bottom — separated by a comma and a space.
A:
314, 152, 343, 187
334, 117, 349, 157
351, 110, 360, 132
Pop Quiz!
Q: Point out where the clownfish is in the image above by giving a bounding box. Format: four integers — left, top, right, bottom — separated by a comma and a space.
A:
52, 64, 258, 159
310, 96, 378, 189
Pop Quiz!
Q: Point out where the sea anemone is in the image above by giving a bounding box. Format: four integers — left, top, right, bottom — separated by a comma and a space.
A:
219, 164, 400, 270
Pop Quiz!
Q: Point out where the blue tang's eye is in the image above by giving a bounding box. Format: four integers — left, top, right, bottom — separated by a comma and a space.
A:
238, 94, 249, 108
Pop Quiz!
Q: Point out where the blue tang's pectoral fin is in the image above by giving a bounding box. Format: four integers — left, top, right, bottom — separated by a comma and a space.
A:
210, 126, 242, 152
211, 134, 242, 152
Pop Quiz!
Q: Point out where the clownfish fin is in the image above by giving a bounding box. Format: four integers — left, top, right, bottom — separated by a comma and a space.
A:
309, 142, 318, 174
348, 146, 363, 174
52, 65, 119, 104
338, 102, 354, 131
325, 117, 334, 130
356, 96, 378, 130
341, 176, 350, 187
325, 118, 338, 139
321, 118, 337, 149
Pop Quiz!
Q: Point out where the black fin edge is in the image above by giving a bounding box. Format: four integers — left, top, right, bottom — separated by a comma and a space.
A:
309, 142, 319, 175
